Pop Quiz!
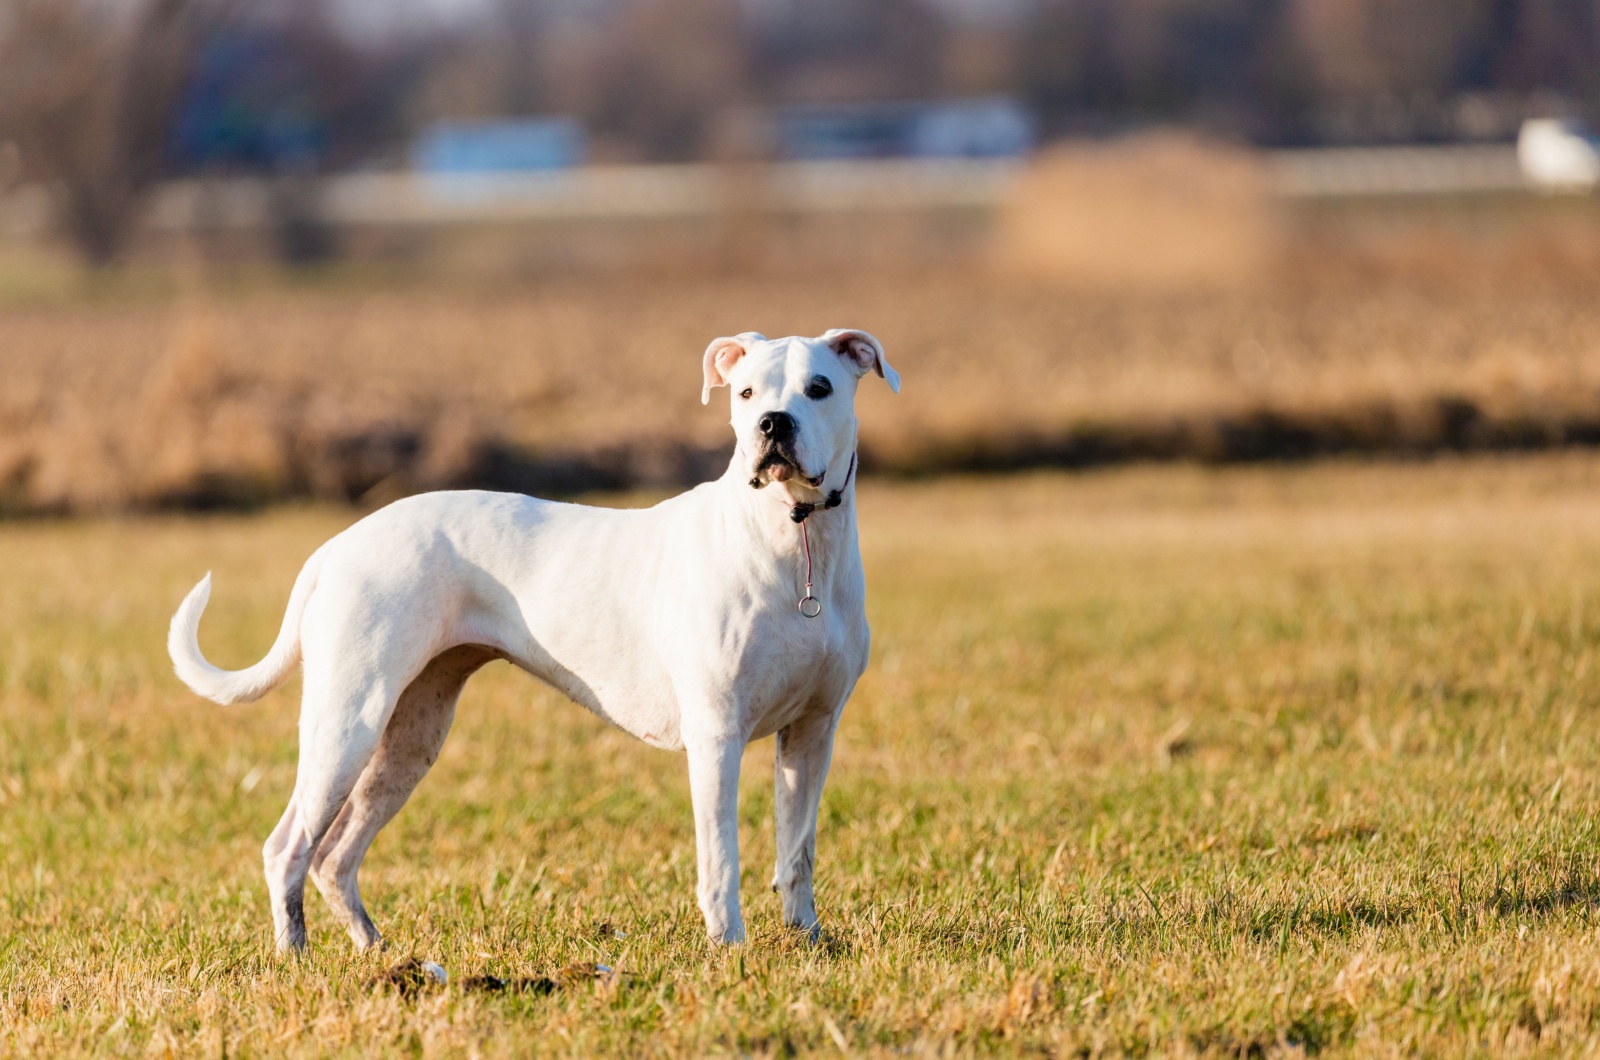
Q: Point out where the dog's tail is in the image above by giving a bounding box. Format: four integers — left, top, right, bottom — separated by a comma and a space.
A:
167, 548, 325, 705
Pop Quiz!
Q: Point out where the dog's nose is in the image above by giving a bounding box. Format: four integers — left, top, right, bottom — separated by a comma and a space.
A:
757, 411, 795, 441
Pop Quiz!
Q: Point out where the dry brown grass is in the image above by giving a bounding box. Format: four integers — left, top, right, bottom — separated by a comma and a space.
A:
4, 194, 1600, 513
994, 134, 1282, 292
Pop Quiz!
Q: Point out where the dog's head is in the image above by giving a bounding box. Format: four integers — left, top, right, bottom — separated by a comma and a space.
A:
702, 330, 899, 501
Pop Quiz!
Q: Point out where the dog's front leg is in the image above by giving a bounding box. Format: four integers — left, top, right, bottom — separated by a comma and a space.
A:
684, 733, 747, 944
772, 706, 841, 940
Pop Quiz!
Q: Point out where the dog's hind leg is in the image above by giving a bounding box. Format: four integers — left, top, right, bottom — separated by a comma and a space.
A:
263, 670, 398, 953
309, 645, 495, 950
262, 796, 306, 951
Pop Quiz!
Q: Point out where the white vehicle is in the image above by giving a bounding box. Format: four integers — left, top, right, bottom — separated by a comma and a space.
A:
1517, 118, 1600, 191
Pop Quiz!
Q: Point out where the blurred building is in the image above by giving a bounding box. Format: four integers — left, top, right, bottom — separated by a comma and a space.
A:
775, 98, 1035, 160
412, 118, 586, 173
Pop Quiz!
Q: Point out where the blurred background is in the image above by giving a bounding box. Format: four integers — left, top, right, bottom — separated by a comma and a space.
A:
3, 0, 1600, 513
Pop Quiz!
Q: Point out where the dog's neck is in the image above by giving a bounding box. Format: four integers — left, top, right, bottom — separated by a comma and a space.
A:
719, 448, 858, 557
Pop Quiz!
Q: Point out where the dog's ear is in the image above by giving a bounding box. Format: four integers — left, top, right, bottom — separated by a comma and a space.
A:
822, 329, 899, 393
701, 332, 766, 405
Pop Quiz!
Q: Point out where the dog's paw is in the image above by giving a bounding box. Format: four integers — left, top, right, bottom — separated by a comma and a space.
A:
782, 918, 822, 945
704, 921, 747, 946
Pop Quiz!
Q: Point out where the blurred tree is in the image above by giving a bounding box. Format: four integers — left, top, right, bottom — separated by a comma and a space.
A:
408, 0, 560, 126
591, 0, 751, 161
750, 0, 947, 106
171, 0, 421, 175
1018, 0, 1599, 144
500, 0, 548, 116
1019, 0, 1290, 136
7, 0, 1600, 270
1290, 0, 1497, 139
1496, 0, 1600, 104
0, 0, 206, 266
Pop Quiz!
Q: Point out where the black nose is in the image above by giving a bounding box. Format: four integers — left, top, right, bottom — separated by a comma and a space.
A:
757, 411, 795, 441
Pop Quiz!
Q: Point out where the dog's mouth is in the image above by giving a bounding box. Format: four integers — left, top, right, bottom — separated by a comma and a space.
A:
750, 446, 823, 490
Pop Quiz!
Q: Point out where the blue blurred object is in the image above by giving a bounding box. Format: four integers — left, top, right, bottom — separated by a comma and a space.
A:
411, 119, 586, 174
777, 98, 1035, 161
173, 29, 326, 172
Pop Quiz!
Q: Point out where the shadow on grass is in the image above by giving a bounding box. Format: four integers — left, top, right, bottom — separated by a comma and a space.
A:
1233, 858, 1600, 944
1187, 1000, 1360, 1057
908, 855, 1600, 958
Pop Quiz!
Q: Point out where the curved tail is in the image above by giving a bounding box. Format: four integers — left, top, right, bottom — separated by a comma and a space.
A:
167, 548, 325, 705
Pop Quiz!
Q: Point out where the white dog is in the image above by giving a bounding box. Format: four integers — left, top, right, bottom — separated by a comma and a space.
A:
168, 329, 899, 952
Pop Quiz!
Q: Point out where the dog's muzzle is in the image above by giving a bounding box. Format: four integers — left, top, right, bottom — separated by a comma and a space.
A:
749, 411, 822, 489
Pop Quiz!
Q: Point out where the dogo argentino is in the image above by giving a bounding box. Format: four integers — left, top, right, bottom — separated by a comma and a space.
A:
168, 329, 899, 951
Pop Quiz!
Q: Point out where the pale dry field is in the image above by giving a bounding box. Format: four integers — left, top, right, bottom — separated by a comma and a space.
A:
5, 200, 1600, 514
5, 454, 1600, 1054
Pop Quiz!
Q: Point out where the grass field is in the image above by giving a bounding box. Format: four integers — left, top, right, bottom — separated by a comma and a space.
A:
4, 454, 1600, 1054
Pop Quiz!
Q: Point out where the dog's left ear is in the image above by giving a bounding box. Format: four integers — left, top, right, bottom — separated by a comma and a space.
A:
822, 329, 900, 393
702, 332, 766, 405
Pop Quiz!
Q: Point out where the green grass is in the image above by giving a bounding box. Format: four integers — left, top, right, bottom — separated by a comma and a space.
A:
6, 456, 1600, 1055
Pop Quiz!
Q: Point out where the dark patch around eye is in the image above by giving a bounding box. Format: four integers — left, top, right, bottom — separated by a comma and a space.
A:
806, 376, 833, 400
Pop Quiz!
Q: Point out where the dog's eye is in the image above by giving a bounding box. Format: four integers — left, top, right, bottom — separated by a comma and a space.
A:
805, 377, 833, 400
739, 387, 753, 399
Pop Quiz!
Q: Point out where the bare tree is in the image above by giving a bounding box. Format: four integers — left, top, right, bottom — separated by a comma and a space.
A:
591, 0, 752, 161
1497, 0, 1600, 113
0, 0, 205, 266
1292, 0, 1494, 105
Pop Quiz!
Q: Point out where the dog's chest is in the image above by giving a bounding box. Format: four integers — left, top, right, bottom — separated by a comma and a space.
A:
738, 609, 863, 740
662, 516, 868, 740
